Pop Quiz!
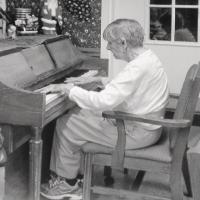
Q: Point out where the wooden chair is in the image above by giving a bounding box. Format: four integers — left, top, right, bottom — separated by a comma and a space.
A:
81, 63, 200, 200
187, 136, 200, 200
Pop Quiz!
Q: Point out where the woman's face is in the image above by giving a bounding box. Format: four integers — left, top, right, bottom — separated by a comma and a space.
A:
106, 39, 126, 60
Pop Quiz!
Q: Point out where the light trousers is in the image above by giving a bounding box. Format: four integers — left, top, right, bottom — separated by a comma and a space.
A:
50, 107, 161, 179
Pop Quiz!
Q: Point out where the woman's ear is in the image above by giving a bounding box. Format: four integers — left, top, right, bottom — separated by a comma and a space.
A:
121, 37, 127, 47
120, 37, 128, 53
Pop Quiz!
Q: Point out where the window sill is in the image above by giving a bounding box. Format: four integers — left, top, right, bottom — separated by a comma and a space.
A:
145, 39, 200, 47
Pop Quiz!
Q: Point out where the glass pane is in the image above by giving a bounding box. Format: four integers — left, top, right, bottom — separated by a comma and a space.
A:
175, 8, 197, 42
176, 0, 198, 5
150, 8, 171, 41
150, 0, 172, 5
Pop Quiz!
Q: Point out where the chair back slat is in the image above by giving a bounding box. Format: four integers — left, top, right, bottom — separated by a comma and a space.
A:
171, 63, 200, 160
170, 64, 200, 193
170, 64, 200, 148
182, 65, 200, 120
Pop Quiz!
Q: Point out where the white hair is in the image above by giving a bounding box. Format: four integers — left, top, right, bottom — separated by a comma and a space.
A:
103, 19, 144, 48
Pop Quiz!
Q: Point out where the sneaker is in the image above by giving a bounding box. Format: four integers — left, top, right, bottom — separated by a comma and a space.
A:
68, 186, 82, 200
40, 175, 82, 200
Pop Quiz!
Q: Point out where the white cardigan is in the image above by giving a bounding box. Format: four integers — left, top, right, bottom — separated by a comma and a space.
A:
69, 49, 169, 132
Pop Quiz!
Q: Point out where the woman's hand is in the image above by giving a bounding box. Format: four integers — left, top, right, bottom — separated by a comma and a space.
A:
36, 83, 74, 96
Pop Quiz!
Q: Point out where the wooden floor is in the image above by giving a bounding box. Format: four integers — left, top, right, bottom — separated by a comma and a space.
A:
5, 123, 200, 200
3, 142, 172, 200
4, 143, 29, 200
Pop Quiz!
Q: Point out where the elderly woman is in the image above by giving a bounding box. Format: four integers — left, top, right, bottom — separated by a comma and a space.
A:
41, 19, 169, 199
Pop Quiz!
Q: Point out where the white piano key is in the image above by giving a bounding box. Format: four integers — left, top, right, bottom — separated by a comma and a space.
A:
79, 70, 98, 78
45, 93, 61, 105
64, 70, 99, 84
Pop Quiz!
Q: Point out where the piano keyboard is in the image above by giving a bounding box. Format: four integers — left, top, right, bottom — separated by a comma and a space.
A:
64, 69, 98, 83
46, 93, 60, 105
76, 69, 98, 78
42, 69, 99, 105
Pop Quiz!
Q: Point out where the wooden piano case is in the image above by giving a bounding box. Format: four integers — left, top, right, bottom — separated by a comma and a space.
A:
0, 35, 108, 200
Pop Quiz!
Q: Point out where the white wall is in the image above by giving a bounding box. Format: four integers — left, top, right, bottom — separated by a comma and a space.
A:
101, 0, 200, 94
148, 44, 200, 94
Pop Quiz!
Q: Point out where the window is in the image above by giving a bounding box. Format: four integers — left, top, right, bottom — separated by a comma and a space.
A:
147, 0, 199, 44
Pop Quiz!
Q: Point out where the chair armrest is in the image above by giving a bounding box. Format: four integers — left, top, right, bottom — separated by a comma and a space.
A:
102, 111, 191, 128
102, 110, 191, 170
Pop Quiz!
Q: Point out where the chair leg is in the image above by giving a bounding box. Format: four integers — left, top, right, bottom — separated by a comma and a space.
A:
83, 153, 93, 200
170, 167, 183, 200
0, 167, 5, 200
182, 153, 192, 197
103, 167, 128, 186
104, 165, 111, 176
79, 152, 85, 176
132, 170, 146, 191
187, 148, 200, 200
124, 168, 128, 174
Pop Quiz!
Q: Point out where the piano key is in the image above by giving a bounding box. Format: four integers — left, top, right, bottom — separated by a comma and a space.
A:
45, 93, 61, 105
79, 69, 98, 78
38, 69, 98, 104
64, 69, 98, 84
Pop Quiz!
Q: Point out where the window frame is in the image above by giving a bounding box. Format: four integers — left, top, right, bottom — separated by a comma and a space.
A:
145, 0, 200, 46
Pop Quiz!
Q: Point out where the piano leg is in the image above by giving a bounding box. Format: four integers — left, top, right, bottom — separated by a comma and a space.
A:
0, 167, 5, 200
29, 127, 43, 200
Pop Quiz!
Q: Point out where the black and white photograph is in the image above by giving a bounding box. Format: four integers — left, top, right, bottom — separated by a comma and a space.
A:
0, 0, 200, 200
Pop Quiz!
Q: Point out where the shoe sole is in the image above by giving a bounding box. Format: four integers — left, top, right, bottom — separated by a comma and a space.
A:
40, 191, 82, 200
68, 194, 82, 200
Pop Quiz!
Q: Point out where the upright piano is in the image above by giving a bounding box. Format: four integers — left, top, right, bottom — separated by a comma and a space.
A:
0, 35, 107, 200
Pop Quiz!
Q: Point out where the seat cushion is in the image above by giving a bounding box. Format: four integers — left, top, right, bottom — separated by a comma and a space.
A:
81, 131, 172, 163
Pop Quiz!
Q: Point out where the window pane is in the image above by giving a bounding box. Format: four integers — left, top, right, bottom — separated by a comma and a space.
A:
176, 0, 198, 5
150, 8, 171, 41
175, 8, 197, 42
150, 0, 172, 5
